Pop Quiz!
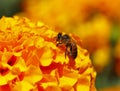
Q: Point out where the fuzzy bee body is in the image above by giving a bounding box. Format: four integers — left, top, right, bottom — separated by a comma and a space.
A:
56, 32, 77, 59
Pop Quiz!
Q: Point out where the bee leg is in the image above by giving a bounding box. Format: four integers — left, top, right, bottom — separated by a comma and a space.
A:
65, 50, 67, 59
65, 48, 69, 59
56, 42, 62, 46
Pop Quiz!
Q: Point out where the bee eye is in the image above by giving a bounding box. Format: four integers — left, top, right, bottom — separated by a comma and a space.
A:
62, 34, 70, 40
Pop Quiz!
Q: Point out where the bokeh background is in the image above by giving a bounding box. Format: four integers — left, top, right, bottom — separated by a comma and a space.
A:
0, 0, 120, 91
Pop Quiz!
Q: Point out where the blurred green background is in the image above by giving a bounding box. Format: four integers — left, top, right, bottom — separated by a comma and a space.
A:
0, 0, 21, 18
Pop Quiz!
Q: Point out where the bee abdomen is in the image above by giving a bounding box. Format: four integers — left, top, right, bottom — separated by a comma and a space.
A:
71, 46, 77, 59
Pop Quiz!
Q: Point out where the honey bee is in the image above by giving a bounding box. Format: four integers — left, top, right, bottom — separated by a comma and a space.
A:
56, 32, 77, 59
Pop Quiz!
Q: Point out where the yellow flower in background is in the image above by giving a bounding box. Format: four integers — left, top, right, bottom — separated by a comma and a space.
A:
74, 14, 111, 53
21, 0, 120, 31
0, 16, 96, 91
92, 47, 111, 73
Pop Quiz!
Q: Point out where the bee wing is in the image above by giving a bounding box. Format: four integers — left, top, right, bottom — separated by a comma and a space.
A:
70, 33, 83, 47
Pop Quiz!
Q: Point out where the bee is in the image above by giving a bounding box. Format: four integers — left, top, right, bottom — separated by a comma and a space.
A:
56, 32, 77, 59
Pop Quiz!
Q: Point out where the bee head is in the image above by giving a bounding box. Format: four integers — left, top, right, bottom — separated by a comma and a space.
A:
56, 32, 62, 41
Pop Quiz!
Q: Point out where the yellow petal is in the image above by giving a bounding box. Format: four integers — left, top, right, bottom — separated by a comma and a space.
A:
12, 57, 27, 72
0, 72, 17, 85
40, 47, 53, 66
76, 85, 89, 91
59, 76, 77, 87
24, 65, 42, 84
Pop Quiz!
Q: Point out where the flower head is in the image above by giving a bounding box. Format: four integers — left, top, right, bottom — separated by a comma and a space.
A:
0, 16, 96, 91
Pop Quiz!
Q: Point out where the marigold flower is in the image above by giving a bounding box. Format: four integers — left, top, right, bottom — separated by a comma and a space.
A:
0, 16, 96, 91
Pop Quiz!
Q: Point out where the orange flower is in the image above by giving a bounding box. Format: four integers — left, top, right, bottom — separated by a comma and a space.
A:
0, 16, 96, 91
